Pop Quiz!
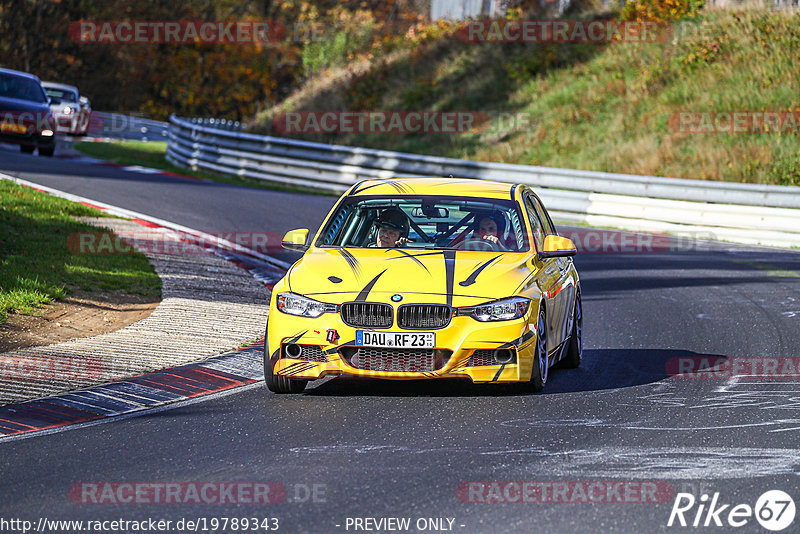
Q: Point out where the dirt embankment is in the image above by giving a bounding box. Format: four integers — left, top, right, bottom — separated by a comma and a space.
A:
0, 289, 159, 353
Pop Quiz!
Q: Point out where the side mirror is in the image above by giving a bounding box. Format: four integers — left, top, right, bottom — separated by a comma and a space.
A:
538, 235, 577, 260
282, 229, 309, 252
79, 96, 90, 106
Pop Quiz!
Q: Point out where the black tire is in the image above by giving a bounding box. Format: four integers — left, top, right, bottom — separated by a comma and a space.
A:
263, 326, 307, 394
560, 290, 582, 369
20, 145, 34, 154
527, 305, 548, 393
39, 146, 55, 157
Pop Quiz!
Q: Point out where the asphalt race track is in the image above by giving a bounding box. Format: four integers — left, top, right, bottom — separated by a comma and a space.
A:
2, 145, 800, 533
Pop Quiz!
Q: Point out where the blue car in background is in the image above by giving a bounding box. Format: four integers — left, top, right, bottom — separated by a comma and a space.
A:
0, 67, 56, 156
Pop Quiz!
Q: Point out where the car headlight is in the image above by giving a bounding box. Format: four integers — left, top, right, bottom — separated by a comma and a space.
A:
276, 292, 336, 318
63, 106, 72, 115
458, 297, 530, 322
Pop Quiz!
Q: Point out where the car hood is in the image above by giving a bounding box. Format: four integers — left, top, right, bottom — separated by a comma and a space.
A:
286, 247, 537, 307
0, 96, 50, 113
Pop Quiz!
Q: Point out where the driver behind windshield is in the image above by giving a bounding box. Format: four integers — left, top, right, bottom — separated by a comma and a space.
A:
475, 211, 508, 250
372, 207, 409, 248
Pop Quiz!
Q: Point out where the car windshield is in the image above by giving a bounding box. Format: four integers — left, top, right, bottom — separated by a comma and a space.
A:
44, 88, 78, 102
316, 195, 529, 252
0, 73, 47, 103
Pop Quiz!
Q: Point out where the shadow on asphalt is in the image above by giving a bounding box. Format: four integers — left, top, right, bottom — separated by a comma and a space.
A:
300, 349, 726, 397
574, 249, 800, 274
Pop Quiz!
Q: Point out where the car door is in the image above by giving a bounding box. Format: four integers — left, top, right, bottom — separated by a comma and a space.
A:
523, 193, 563, 355
531, 193, 576, 348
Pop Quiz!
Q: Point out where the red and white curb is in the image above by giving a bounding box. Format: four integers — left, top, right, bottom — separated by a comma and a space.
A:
0, 173, 291, 440
0, 341, 266, 442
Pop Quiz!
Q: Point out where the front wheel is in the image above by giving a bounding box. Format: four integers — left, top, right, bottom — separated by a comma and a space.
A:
263, 327, 307, 394
527, 305, 548, 393
560, 290, 582, 369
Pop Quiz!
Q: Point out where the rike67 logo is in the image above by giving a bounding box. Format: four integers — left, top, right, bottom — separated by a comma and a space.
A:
668, 490, 796, 531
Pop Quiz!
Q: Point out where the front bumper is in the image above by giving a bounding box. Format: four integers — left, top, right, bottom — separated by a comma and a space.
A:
0, 131, 55, 149
268, 312, 538, 383
54, 113, 79, 134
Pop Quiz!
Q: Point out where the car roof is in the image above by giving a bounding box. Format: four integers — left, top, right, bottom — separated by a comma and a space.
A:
0, 67, 42, 82
349, 177, 517, 200
42, 82, 79, 92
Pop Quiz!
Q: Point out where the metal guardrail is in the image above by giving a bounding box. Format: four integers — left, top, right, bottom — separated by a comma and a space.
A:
166, 114, 800, 248
88, 112, 171, 141
88, 114, 241, 141
186, 117, 243, 131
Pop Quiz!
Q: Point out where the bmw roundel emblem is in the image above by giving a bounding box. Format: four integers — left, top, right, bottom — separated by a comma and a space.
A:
391, 294, 403, 302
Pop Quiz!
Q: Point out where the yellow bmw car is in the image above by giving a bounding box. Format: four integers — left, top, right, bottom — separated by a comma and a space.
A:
264, 177, 582, 393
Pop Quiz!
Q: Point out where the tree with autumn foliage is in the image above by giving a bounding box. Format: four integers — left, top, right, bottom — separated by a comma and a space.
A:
0, 0, 429, 120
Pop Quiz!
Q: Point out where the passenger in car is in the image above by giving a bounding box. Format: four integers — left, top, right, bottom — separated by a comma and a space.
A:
475, 212, 514, 251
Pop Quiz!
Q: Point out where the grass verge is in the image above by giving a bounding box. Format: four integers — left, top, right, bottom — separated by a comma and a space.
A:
0, 180, 161, 323
73, 140, 336, 196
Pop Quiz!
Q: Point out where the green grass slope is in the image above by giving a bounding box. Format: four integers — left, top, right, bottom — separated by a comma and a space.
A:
0, 181, 161, 323
250, 7, 800, 185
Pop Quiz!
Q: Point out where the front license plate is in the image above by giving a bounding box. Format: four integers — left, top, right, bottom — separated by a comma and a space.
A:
356, 330, 435, 348
1, 122, 26, 134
